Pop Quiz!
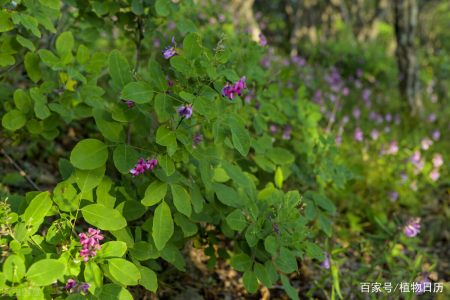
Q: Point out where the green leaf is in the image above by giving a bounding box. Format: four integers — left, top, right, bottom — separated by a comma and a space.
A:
24, 52, 41, 83
75, 165, 105, 192
2, 109, 26, 131
305, 242, 325, 261
152, 201, 174, 251
97, 284, 133, 300
264, 235, 277, 255
70, 139, 108, 170
213, 183, 242, 208
311, 193, 336, 213
142, 181, 167, 207
228, 116, 250, 156
76, 45, 90, 64
156, 126, 177, 147
116, 200, 146, 221
155, 0, 170, 16
113, 144, 140, 174
158, 155, 175, 176
0, 53, 14, 67
129, 241, 158, 261
26, 259, 65, 286
109, 50, 133, 90
173, 213, 197, 237
138, 266, 158, 292
30, 87, 50, 120
56, 31, 74, 57
254, 263, 272, 287
84, 261, 103, 289
98, 241, 127, 258
38, 49, 61, 69
275, 247, 298, 273
14, 89, 31, 113
154, 93, 172, 122
108, 258, 141, 286
3, 255, 26, 283
230, 253, 252, 272
267, 148, 295, 165
183, 33, 201, 59
17, 35, 35, 51
280, 274, 299, 300
121, 81, 154, 104
148, 59, 168, 91
39, 0, 60, 9
242, 270, 258, 293
225, 209, 247, 231
170, 184, 192, 217
93, 108, 125, 143
170, 56, 190, 75
275, 167, 283, 188
22, 192, 52, 228
160, 243, 186, 271
0, 11, 14, 32
53, 180, 78, 211
81, 204, 127, 231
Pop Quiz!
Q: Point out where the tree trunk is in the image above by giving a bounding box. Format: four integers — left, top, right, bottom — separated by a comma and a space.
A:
230, 0, 261, 42
394, 0, 422, 115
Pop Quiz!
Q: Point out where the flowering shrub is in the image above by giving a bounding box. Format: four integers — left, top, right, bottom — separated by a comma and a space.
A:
0, 1, 347, 299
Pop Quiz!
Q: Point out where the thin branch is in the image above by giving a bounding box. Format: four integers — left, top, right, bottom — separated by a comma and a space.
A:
1, 148, 41, 191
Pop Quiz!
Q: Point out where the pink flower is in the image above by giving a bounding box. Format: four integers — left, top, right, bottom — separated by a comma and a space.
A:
370, 129, 380, 140
65, 279, 77, 290
78, 228, 104, 262
429, 169, 440, 182
432, 154, 443, 168
221, 77, 247, 100
403, 218, 421, 237
421, 138, 433, 150
130, 158, 158, 177
431, 130, 440, 141
354, 127, 363, 142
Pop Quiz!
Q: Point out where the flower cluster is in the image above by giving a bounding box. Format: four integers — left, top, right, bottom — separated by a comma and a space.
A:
221, 76, 247, 100
122, 100, 135, 108
162, 37, 177, 59
65, 279, 89, 294
403, 217, 421, 238
79, 228, 104, 262
177, 104, 193, 119
130, 158, 158, 177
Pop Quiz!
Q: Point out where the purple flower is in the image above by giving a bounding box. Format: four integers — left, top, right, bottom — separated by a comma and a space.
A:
65, 279, 77, 290
385, 113, 392, 122
130, 158, 158, 177
124, 100, 135, 108
410, 150, 421, 165
414, 276, 431, 295
153, 38, 161, 48
177, 104, 193, 119
222, 77, 247, 100
335, 135, 342, 146
79, 228, 104, 262
162, 37, 177, 59
427, 113, 436, 123
192, 133, 203, 149
341, 87, 349, 96
282, 125, 292, 140
432, 130, 440, 141
354, 127, 363, 142
80, 283, 90, 293
389, 191, 398, 202
352, 107, 361, 119
370, 129, 380, 140
432, 154, 443, 168
403, 218, 421, 237
321, 252, 331, 269
387, 140, 398, 155
429, 169, 440, 182
421, 138, 433, 150
269, 124, 278, 134
258, 33, 267, 46
362, 88, 371, 102
356, 69, 363, 78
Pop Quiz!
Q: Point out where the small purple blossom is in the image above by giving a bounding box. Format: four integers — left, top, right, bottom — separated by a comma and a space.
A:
130, 158, 158, 177
335, 135, 342, 146
432, 154, 443, 168
341, 87, 349, 96
222, 76, 247, 100
79, 228, 104, 262
403, 217, 421, 237
432, 130, 440, 141
427, 113, 437, 123
429, 169, 440, 182
352, 107, 361, 119
269, 124, 278, 134
177, 104, 193, 119
354, 127, 363, 142
415, 275, 431, 295
370, 129, 380, 140
65, 279, 77, 290
124, 100, 135, 108
258, 33, 267, 46
386, 140, 398, 155
162, 37, 177, 59
282, 125, 292, 140
389, 191, 398, 202
321, 252, 331, 269
192, 133, 203, 149
421, 138, 433, 150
